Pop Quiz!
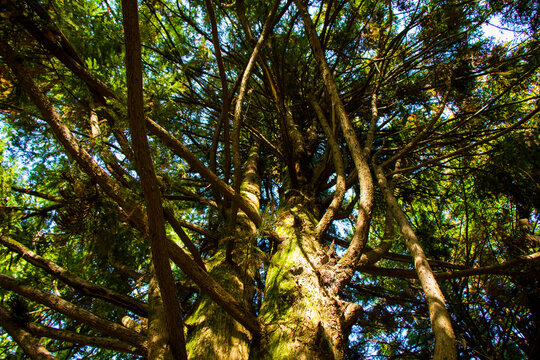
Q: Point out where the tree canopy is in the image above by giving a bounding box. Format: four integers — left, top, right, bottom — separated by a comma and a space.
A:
0, 0, 539, 359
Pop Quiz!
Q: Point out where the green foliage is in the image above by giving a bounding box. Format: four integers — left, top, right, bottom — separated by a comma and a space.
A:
0, 0, 539, 358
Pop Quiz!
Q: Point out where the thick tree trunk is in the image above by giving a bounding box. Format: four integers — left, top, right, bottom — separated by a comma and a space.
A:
185, 144, 260, 359
185, 251, 253, 359
254, 196, 346, 359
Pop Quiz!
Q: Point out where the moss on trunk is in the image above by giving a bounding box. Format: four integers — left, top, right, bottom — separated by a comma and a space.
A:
253, 199, 346, 359
185, 248, 253, 359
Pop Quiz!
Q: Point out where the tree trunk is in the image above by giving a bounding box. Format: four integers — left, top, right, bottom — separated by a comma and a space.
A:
185, 143, 260, 359
254, 195, 346, 359
147, 267, 174, 360
185, 250, 253, 359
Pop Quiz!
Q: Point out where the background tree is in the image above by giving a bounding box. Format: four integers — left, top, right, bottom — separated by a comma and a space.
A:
0, 0, 539, 359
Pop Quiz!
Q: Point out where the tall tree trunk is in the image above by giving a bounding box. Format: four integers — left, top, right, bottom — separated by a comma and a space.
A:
185, 143, 260, 359
147, 267, 174, 360
254, 195, 346, 359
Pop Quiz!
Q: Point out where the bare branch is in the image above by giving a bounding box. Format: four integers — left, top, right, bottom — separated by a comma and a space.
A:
0, 304, 57, 360
0, 234, 148, 317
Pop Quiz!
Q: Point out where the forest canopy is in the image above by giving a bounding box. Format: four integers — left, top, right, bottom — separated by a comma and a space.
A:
0, 0, 539, 359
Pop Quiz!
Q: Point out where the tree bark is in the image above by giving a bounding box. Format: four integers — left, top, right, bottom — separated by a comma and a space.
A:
121, 0, 187, 358
294, 0, 374, 291
185, 143, 260, 359
0, 305, 57, 360
147, 268, 175, 360
375, 165, 457, 359
254, 197, 347, 359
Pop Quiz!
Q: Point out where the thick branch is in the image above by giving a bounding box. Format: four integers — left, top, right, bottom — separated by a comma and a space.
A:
0, 40, 136, 220
231, 0, 281, 227
26, 321, 145, 356
295, 0, 374, 284
1, 33, 262, 344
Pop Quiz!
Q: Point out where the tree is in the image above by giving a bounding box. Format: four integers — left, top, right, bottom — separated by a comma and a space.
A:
0, 0, 539, 358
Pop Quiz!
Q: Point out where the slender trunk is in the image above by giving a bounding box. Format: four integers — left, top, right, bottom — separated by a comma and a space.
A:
375, 166, 456, 359
121, 1, 187, 357
147, 268, 174, 360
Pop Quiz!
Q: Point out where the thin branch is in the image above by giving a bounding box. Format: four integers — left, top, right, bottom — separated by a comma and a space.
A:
11, 186, 64, 203
0, 234, 148, 317
146, 118, 261, 225
163, 207, 207, 270
311, 97, 346, 239
390, 106, 540, 176
0, 273, 147, 349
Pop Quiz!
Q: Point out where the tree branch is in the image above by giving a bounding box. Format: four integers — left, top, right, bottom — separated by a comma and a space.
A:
26, 321, 145, 356
311, 97, 346, 239
11, 186, 64, 203
294, 0, 374, 289
166, 240, 263, 338
0, 273, 147, 349
146, 118, 261, 225
374, 164, 456, 359
0, 234, 148, 317
0, 304, 57, 360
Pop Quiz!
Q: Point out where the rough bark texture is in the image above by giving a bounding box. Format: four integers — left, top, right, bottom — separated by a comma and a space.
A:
254, 196, 346, 359
185, 144, 260, 359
